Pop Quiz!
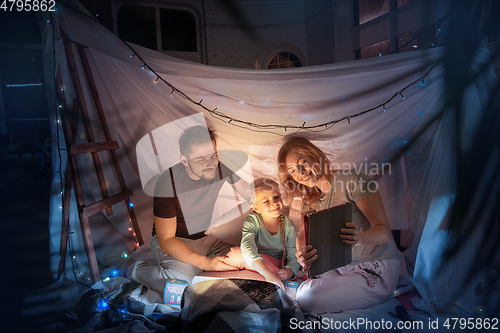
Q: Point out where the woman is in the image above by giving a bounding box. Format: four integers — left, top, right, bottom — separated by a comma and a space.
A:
277, 136, 400, 314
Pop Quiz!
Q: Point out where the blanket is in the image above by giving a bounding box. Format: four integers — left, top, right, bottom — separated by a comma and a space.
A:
179, 279, 311, 333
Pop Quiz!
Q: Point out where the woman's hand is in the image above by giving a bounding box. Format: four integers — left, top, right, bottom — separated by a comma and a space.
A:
295, 245, 318, 271
340, 222, 360, 246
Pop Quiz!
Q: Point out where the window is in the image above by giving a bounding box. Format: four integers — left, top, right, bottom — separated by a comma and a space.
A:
358, 0, 389, 25
397, 28, 430, 53
117, 5, 157, 50
115, 4, 201, 62
357, 39, 391, 59
397, 0, 419, 8
354, 0, 441, 60
265, 52, 302, 69
160, 9, 197, 52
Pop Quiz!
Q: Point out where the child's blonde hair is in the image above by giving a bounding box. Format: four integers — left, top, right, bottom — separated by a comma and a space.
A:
247, 177, 287, 268
247, 177, 280, 207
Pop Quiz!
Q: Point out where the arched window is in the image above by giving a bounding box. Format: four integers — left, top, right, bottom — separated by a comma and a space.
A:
265, 52, 302, 69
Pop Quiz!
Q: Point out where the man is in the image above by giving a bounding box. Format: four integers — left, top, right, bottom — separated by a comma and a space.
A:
127, 125, 247, 293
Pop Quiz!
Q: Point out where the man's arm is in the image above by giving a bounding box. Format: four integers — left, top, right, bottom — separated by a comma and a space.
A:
154, 215, 237, 271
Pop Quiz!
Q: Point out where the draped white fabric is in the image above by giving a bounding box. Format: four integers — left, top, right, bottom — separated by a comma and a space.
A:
38, 1, 495, 316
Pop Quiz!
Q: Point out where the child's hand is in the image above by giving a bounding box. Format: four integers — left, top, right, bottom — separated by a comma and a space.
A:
276, 268, 292, 281
264, 272, 285, 290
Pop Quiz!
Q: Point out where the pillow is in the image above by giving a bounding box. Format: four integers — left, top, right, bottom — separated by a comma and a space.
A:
205, 207, 251, 245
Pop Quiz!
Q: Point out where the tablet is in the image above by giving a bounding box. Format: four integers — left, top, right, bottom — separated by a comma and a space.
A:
304, 202, 353, 276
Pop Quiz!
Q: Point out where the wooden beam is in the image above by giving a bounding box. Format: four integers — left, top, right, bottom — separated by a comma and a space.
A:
60, 29, 113, 216
80, 217, 101, 283
78, 44, 144, 245
81, 190, 133, 220
70, 141, 119, 155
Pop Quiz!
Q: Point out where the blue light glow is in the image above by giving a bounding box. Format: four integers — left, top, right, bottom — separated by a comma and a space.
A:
128, 202, 133, 207
111, 269, 120, 277
97, 300, 109, 311
6, 83, 43, 88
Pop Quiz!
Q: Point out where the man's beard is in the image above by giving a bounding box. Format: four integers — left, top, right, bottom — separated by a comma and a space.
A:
187, 161, 218, 180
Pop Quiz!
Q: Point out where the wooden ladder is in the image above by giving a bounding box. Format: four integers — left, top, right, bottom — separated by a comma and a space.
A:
55, 29, 144, 283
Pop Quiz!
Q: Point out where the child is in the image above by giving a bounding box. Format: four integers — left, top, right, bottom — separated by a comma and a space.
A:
223, 178, 300, 289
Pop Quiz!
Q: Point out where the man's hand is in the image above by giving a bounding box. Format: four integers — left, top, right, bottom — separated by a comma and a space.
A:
295, 245, 317, 271
203, 256, 239, 272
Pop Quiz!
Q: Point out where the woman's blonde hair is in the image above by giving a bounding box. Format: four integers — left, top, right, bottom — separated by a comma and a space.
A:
277, 136, 332, 209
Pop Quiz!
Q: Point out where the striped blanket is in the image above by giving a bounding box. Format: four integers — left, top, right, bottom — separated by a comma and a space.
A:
179, 279, 311, 332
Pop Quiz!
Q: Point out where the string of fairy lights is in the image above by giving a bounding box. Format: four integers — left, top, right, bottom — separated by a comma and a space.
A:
49, 1, 445, 287
125, 41, 441, 136
390, 13, 448, 55
120, 12, 447, 136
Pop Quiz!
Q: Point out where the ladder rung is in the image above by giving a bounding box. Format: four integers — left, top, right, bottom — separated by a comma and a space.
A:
81, 189, 132, 219
70, 141, 119, 155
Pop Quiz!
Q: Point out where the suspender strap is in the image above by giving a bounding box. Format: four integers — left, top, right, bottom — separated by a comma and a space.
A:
169, 168, 177, 197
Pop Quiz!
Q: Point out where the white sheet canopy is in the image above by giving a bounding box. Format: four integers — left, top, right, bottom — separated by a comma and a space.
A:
38, 1, 497, 317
